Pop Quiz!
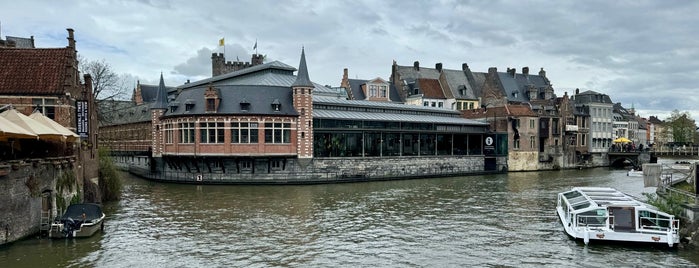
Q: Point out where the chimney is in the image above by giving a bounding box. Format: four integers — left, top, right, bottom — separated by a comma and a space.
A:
522, 67, 529, 76
341, 68, 349, 88
30, 36, 35, 48
507, 67, 515, 77
435, 63, 443, 72
488, 67, 497, 75
539, 67, 546, 78
414, 61, 420, 71
66, 28, 75, 49
462, 63, 469, 71
575, 88, 579, 95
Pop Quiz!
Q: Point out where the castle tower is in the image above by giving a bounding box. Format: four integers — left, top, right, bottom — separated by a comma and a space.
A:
292, 48, 314, 159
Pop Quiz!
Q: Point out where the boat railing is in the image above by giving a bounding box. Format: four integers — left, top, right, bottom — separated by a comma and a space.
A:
638, 216, 679, 233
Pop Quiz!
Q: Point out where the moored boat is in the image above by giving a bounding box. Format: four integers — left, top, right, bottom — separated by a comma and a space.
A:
556, 187, 679, 247
49, 203, 105, 238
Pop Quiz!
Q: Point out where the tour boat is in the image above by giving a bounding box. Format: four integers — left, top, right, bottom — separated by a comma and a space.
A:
556, 187, 679, 247
49, 203, 105, 238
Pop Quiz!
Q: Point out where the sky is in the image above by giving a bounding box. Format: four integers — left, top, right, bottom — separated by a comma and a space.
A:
1, 0, 698, 121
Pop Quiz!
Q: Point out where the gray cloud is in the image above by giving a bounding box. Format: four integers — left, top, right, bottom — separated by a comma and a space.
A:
2, 0, 698, 119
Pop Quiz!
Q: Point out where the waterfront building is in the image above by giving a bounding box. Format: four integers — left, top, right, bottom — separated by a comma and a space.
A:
0, 28, 98, 244
100, 49, 495, 183
572, 89, 614, 166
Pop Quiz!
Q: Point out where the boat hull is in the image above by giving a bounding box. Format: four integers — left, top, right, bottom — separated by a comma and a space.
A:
49, 214, 105, 238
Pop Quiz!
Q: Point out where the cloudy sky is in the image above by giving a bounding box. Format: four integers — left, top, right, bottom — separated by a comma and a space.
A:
1, 0, 697, 120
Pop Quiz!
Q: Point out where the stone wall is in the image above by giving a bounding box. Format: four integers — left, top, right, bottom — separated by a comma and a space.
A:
508, 151, 538, 171
117, 155, 500, 184
0, 157, 80, 245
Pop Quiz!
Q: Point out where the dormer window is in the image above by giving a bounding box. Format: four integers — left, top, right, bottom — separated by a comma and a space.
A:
207, 98, 215, 111
204, 84, 220, 113
240, 98, 250, 111
169, 101, 179, 113
185, 99, 195, 111
271, 99, 281, 111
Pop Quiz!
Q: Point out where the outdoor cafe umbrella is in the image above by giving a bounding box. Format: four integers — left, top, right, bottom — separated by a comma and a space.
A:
0, 109, 64, 140
0, 115, 37, 140
29, 111, 80, 141
613, 137, 631, 143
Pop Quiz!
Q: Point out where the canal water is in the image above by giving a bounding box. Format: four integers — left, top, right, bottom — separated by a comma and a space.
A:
2, 161, 699, 267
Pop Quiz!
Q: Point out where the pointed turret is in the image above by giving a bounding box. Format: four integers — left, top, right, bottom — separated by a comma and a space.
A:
292, 47, 314, 88
152, 72, 168, 110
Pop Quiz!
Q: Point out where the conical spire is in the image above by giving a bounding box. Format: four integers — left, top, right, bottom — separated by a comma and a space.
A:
152, 72, 168, 110
292, 47, 314, 88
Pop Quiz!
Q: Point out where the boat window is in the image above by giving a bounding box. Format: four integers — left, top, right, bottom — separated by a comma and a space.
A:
563, 191, 582, 199
639, 210, 671, 228
577, 209, 607, 226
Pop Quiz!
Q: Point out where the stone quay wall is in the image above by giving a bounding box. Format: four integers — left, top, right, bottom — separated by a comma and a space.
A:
0, 157, 80, 246
118, 155, 503, 184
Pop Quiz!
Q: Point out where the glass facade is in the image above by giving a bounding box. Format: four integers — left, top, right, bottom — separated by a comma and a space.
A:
313, 118, 487, 157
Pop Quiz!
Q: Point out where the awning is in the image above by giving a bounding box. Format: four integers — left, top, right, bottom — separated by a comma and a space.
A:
0, 109, 64, 140
0, 115, 37, 140
29, 111, 80, 141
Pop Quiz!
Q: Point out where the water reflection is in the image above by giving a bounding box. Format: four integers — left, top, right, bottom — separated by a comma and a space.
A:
1, 161, 698, 267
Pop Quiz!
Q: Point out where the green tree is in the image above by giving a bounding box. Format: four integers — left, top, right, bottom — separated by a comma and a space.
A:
667, 110, 696, 145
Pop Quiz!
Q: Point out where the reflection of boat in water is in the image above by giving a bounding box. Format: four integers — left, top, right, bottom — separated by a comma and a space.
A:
627, 169, 643, 176
49, 203, 105, 238
556, 187, 679, 247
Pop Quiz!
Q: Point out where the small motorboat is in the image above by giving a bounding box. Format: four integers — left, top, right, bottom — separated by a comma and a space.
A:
557, 187, 679, 247
49, 203, 105, 238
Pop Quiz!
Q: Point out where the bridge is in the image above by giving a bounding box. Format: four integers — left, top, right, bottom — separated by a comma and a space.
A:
608, 147, 699, 169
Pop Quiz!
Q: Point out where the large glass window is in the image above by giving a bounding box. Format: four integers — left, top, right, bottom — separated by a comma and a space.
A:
264, 122, 291, 144
232, 122, 259, 143
179, 122, 195, 144
382, 133, 401, 156
436, 134, 451, 155
402, 133, 419, 156
420, 133, 436, 155
364, 132, 382, 156
200, 122, 224, 143
453, 134, 468, 155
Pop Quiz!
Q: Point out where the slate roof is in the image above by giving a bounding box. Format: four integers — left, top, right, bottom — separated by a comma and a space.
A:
314, 96, 486, 126
0, 48, 70, 95
164, 85, 298, 117
346, 78, 402, 102
99, 102, 153, 126
442, 69, 477, 100
6, 36, 34, 48
139, 84, 176, 103
496, 71, 552, 103
573, 90, 614, 104
395, 65, 440, 80
291, 48, 313, 88
179, 61, 297, 89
